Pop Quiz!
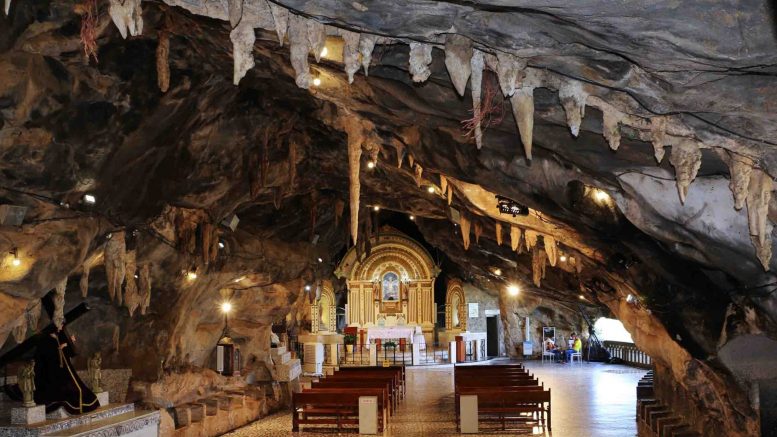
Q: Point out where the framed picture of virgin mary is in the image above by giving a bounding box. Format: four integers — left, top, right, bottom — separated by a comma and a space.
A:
381, 272, 400, 301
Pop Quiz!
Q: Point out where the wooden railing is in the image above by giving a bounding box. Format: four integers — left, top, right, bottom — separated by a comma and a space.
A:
603, 340, 652, 369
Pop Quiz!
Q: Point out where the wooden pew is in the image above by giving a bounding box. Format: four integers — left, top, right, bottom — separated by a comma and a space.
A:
337, 366, 406, 395
292, 390, 387, 432
470, 389, 551, 431
328, 368, 404, 399
312, 380, 397, 414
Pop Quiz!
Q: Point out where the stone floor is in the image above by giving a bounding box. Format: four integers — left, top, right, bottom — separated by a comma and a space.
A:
224, 359, 647, 437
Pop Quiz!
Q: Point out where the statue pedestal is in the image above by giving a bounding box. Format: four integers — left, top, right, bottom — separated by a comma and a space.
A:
11, 405, 45, 425
47, 407, 69, 420
96, 391, 110, 407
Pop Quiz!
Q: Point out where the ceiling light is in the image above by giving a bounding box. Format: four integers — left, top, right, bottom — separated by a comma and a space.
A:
373, 205, 380, 212
320, 47, 328, 58
304, 285, 312, 291
495, 195, 529, 217
367, 161, 375, 169
427, 186, 436, 193
134, 274, 139, 279
220, 301, 233, 314
186, 271, 198, 281
234, 276, 245, 283
493, 268, 502, 276
507, 284, 520, 296
408, 214, 415, 221
312, 77, 321, 87
579, 295, 585, 300
10, 248, 20, 267
626, 294, 637, 304
317, 257, 323, 263
218, 241, 225, 249
594, 189, 610, 203
83, 194, 96, 204
559, 255, 567, 262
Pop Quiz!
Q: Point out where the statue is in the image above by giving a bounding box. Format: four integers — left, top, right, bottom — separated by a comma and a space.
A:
87, 353, 102, 393
19, 360, 35, 407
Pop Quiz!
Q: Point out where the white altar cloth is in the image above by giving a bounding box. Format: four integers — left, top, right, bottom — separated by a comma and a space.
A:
365, 326, 425, 349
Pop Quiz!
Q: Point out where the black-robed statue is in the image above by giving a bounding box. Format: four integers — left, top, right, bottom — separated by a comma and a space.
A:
6, 329, 99, 414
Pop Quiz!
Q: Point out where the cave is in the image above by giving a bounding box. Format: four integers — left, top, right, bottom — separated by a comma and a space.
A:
1, 0, 776, 436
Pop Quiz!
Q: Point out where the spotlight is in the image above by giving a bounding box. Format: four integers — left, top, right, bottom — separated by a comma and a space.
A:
408, 214, 415, 221
493, 268, 502, 276
579, 295, 586, 300
83, 194, 96, 204
373, 205, 380, 212
312, 77, 322, 87
559, 255, 567, 262
626, 294, 637, 304
427, 186, 436, 194
317, 257, 323, 263
234, 276, 245, 283
367, 161, 375, 169
304, 284, 312, 291
594, 189, 610, 203
220, 301, 233, 314
218, 241, 225, 249
507, 284, 520, 296
186, 271, 198, 281
495, 195, 529, 217
320, 47, 328, 58
9, 248, 20, 267
134, 274, 139, 279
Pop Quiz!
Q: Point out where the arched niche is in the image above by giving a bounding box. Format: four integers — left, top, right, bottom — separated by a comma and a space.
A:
335, 228, 439, 330
311, 281, 337, 333
445, 279, 467, 332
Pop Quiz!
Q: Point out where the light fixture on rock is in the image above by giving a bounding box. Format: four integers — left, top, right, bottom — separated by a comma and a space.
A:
593, 189, 611, 203
492, 267, 502, 276
10, 248, 21, 267
507, 284, 520, 296
579, 294, 585, 300
317, 257, 323, 263
320, 46, 328, 58
234, 276, 245, 283
408, 214, 415, 221
427, 186, 436, 194
220, 301, 233, 314
373, 205, 380, 212
82, 194, 96, 204
312, 77, 322, 87
186, 270, 198, 281
559, 255, 567, 262
495, 195, 529, 217
304, 284, 312, 291
218, 241, 225, 249
366, 161, 376, 169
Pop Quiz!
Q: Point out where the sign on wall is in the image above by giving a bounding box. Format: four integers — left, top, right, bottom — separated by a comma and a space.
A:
468, 303, 479, 318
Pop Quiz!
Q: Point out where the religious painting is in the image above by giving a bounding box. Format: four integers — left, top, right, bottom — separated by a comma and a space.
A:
381, 272, 400, 301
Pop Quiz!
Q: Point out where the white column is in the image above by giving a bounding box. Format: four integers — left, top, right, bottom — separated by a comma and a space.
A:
460, 395, 478, 433
358, 396, 378, 434
412, 342, 421, 365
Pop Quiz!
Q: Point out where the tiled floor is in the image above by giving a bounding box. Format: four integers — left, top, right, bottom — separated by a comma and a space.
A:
224, 360, 647, 437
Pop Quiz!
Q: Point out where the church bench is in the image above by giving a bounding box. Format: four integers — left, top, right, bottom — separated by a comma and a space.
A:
291, 391, 386, 432
329, 368, 404, 398
312, 380, 397, 413
456, 389, 551, 431
337, 366, 405, 391
454, 384, 544, 421
303, 387, 389, 418
324, 374, 402, 405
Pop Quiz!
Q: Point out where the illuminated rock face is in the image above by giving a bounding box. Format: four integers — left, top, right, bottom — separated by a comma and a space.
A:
1, 2, 776, 435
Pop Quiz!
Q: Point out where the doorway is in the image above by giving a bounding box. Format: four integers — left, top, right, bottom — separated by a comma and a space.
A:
486, 316, 499, 357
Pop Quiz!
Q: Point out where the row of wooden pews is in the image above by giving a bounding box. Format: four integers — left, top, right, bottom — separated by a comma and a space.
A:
454, 363, 552, 432
291, 366, 406, 432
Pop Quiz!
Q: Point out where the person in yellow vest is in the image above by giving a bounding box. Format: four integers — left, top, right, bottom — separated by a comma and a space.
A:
564, 333, 582, 363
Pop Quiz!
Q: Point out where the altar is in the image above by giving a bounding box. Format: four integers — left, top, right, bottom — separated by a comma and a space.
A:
364, 326, 426, 349
335, 229, 440, 345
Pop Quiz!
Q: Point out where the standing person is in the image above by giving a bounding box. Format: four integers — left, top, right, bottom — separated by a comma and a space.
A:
565, 333, 582, 363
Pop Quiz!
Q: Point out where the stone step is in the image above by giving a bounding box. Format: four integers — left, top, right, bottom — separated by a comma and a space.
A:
44, 410, 160, 437
0, 404, 135, 437
269, 346, 287, 357
275, 358, 302, 382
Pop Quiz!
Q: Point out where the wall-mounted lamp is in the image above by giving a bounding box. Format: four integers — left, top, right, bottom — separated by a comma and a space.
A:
507, 284, 520, 296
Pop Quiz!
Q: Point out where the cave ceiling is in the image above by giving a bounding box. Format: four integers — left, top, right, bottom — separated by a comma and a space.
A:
1, 0, 777, 379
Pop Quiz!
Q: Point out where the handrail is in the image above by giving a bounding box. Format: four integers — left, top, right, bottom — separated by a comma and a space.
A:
602, 340, 652, 369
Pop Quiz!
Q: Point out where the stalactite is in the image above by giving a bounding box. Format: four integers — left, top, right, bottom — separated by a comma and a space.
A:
460, 215, 471, 250
54, 278, 66, 330
230, 19, 256, 85
558, 80, 587, 137
105, 231, 126, 303
495, 52, 526, 97
208, 227, 220, 264
227, 0, 242, 27
156, 29, 170, 92
414, 164, 423, 188
746, 169, 774, 270
440, 175, 448, 194
545, 235, 558, 267
288, 14, 311, 88
510, 87, 535, 161
202, 222, 213, 265
650, 116, 667, 163
510, 225, 521, 251
307, 20, 326, 62
359, 34, 378, 76
495, 222, 503, 246
343, 115, 368, 244
470, 49, 485, 149
78, 0, 99, 63
335, 199, 345, 228
727, 153, 754, 210
27, 300, 41, 331
273, 186, 283, 209
602, 107, 623, 151
12, 315, 26, 343
123, 250, 138, 314
341, 29, 360, 83
444, 34, 472, 97
80, 264, 90, 297
408, 42, 432, 82
531, 247, 546, 287
4, 0, 11, 16
408, 154, 415, 168
309, 192, 319, 242
525, 229, 538, 251
138, 264, 151, 315
392, 140, 405, 168
268, 2, 288, 46
669, 140, 702, 204
109, 0, 143, 39
447, 184, 454, 205
474, 222, 483, 244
